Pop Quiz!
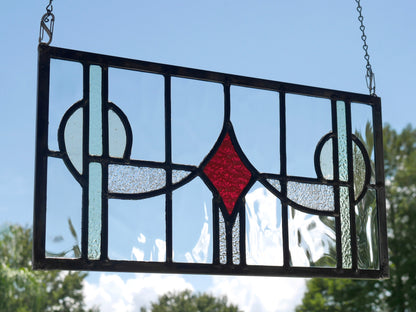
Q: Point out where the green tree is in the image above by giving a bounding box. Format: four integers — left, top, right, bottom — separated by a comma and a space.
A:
0, 224, 98, 312
140, 289, 242, 312
296, 124, 416, 311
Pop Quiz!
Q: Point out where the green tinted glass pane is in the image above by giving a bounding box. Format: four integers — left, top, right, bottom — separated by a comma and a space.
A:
88, 162, 102, 260
89, 65, 103, 156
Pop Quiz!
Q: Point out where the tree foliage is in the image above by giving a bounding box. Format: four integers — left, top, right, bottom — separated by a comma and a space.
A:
0, 224, 98, 312
296, 124, 416, 311
141, 290, 242, 312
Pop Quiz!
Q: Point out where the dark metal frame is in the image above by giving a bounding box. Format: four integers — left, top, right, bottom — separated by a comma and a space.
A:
34, 44, 389, 278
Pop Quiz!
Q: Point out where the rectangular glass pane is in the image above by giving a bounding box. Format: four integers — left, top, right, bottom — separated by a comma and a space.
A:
286, 95, 332, 177
108, 69, 165, 161
340, 186, 352, 268
172, 78, 223, 166
352, 102, 375, 184
48, 59, 82, 151
108, 196, 165, 261
172, 177, 213, 263
88, 162, 102, 260
46, 158, 81, 258
246, 183, 283, 266
289, 208, 336, 268
89, 65, 103, 156
356, 189, 379, 269
231, 86, 279, 174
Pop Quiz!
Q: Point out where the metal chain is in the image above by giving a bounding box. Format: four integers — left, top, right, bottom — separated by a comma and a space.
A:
39, 0, 55, 45
355, 0, 376, 96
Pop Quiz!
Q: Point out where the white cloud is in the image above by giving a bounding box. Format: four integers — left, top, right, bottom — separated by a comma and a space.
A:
84, 273, 306, 312
84, 273, 194, 312
209, 276, 306, 312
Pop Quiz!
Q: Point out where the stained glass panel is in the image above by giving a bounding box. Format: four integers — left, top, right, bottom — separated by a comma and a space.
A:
34, 45, 388, 278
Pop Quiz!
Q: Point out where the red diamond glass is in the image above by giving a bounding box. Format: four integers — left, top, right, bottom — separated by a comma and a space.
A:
203, 133, 252, 215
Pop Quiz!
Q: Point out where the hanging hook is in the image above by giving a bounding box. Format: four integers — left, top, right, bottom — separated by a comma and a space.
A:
39, 0, 55, 45
39, 12, 55, 45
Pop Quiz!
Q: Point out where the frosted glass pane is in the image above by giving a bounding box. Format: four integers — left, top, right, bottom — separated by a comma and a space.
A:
246, 184, 283, 266
108, 109, 127, 158
232, 214, 240, 265
356, 189, 379, 269
88, 162, 102, 260
267, 179, 281, 192
108, 165, 165, 194
46, 158, 81, 258
89, 65, 103, 156
172, 177, 213, 263
231, 86, 279, 173
64, 107, 83, 174
289, 208, 336, 267
219, 209, 226, 264
287, 182, 334, 211
108, 196, 165, 261
172, 170, 192, 184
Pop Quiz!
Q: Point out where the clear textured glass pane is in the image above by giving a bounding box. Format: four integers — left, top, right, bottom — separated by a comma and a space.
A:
232, 214, 240, 265
287, 182, 334, 211
108, 165, 165, 194
356, 189, 379, 269
108, 109, 127, 158
351, 103, 375, 184
89, 65, 103, 156
88, 162, 102, 260
353, 141, 366, 200
267, 179, 281, 192
172, 177, 212, 263
172, 78, 223, 166
337, 101, 348, 182
319, 138, 334, 180
46, 158, 81, 258
286, 95, 332, 177
64, 107, 83, 174
231, 86, 279, 174
246, 183, 283, 266
172, 170, 192, 184
289, 208, 336, 267
108, 195, 165, 261
109, 69, 164, 161
49, 59, 82, 151
219, 209, 226, 264
340, 186, 352, 268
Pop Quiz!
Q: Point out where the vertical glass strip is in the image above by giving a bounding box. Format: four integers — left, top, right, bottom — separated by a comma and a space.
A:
337, 101, 352, 268
88, 162, 102, 260
219, 209, 227, 264
232, 214, 240, 265
89, 65, 103, 156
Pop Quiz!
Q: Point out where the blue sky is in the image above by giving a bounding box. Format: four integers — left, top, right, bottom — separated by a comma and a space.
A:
1, 1, 416, 311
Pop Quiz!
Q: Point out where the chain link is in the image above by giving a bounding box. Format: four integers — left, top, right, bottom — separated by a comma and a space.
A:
39, 0, 55, 45
355, 0, 376, 96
